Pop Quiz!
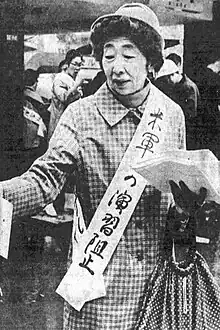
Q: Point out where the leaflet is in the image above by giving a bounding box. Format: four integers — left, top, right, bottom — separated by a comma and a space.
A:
132, 149, 220, 203
0, 198, 13, 259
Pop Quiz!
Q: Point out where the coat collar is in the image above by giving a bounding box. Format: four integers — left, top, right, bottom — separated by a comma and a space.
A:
24, 87, 45, 105
94, 83, 151, 127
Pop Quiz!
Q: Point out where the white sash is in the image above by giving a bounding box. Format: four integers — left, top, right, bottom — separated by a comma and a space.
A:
56, 85, 170, 310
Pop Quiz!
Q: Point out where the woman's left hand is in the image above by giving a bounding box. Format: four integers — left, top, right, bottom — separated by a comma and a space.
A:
169, 180, 220, 240
169, 180, 207, 217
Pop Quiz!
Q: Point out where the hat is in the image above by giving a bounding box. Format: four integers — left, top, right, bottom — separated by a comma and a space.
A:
156, 59, 179, 78
91, 3, 161, 37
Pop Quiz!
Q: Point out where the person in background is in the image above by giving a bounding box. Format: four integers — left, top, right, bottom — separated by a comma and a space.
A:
58, 59, 68, 73
156, 56, 200, 121
0, 4, 187, 329
166, 53, 182, 71
48, 49, 85, 140
23, 69, 48, 169
154, 58, 180, 91
155, 58, 200, 149
166, 53, 200, 120
195, 53, 220, 158
47, 51, 86, 214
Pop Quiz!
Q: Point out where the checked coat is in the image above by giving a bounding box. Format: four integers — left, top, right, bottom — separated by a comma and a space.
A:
1, 83, 185, 329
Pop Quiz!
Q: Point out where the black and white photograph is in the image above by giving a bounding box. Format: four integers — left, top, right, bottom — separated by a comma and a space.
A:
0, 1, 220, 329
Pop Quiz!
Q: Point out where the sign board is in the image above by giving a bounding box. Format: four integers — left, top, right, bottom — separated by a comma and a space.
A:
149, 0, 213, 24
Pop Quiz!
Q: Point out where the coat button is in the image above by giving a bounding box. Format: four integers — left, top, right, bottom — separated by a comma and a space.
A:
136, 250, 144, 261
136, 220, 143, 229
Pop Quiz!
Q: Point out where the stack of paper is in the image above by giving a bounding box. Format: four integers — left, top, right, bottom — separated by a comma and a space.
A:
132, 149, 220, 203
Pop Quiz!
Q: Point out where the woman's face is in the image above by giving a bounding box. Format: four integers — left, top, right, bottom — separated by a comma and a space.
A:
67, 56, 83, 78
102, 37, 148, 96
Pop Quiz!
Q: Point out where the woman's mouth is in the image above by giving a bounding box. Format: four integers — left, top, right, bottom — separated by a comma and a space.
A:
113, 79, 129, 87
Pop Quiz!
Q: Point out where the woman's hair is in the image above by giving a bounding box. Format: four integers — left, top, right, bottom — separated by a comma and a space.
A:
90, 16, 164, 73
58, 59, 67, 72
65, 49, 83, 66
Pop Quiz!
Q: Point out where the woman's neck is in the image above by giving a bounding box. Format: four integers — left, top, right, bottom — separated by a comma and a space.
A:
110, 80, 151, 108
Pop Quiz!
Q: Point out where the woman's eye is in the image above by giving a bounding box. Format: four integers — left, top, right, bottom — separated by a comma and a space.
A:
104, 54, 115, 60
124, 55, 135, 60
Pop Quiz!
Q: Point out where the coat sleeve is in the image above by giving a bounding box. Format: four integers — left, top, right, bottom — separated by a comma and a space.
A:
52, 74, 81, 107
1, 102, 80, 219
52, 76, 72, 104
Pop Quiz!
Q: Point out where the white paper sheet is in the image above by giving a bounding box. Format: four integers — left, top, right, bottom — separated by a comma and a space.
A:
133, 149, 220, 203
0, 198, 13, 259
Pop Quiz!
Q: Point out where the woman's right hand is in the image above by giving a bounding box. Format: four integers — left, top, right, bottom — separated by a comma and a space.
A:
74, 70, 89, 88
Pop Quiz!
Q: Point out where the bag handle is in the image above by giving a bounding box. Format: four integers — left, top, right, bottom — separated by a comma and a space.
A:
171, 238, 197, 276
164, 211, 197, 276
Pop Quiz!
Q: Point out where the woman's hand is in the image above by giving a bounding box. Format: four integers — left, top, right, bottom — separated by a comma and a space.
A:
167, 180, 207, 242
169, 180, 220, 241
74, 70, 89, 88
169, 180, 207, 217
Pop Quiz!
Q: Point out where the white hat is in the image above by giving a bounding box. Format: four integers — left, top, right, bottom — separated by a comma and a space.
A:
91, 3, 161, 37
157, 59, 179, 78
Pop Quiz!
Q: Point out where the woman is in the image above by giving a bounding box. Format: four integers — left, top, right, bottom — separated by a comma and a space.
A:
48, 49, 85, 140
0, 4, 186, 329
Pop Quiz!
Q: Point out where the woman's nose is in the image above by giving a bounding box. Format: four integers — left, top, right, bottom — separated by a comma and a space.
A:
112, 56, 125, 74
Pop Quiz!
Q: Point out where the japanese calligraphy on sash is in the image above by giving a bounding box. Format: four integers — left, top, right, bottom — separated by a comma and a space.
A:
56, 85, 170, 311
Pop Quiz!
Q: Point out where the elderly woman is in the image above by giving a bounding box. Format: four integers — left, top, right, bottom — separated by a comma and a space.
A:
0, 3, 187, 330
